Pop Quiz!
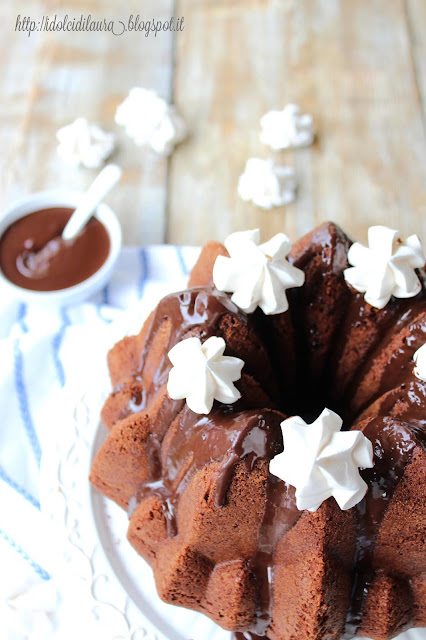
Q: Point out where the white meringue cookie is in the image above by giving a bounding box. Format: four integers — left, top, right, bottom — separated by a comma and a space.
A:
167, 336, 244, 415
56, 118, 115, 168
413, 343, 426, 382
237, 158, 296, 209
344, 226, 425, 309
270, 408, 374, 512
115, 87, 186, 155
213, 229, 304, 315
260, 104, 315, 150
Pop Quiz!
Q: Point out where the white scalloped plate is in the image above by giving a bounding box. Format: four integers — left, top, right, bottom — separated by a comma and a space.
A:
40, 309, 426, 640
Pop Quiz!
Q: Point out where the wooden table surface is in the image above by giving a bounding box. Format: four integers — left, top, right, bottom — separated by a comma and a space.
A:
1, 0, 426, 247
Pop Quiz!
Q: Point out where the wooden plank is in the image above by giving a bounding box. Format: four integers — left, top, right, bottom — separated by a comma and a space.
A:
169, 0, 426, 246
405, 0, 426, 123
0, 0, 175, 245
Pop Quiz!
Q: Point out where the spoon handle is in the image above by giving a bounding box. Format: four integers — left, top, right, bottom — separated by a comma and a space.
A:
62, 164, 122, 241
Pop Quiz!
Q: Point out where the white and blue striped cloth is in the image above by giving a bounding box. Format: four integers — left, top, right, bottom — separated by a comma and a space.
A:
0, 245, 199, 639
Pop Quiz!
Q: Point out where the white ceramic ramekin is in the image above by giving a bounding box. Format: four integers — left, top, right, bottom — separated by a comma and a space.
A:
0, 190, 122, 306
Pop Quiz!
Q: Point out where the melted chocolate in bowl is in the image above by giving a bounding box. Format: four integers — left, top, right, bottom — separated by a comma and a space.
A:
0, 207, 111, 292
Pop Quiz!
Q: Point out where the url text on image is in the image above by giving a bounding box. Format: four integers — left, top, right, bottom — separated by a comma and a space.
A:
15, 14, 185, 37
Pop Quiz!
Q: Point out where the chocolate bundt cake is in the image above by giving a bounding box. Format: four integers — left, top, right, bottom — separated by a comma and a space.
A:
90, 222, 426, 640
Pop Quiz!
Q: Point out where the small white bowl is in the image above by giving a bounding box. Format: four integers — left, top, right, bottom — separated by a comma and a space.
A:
0, 190, 122, 306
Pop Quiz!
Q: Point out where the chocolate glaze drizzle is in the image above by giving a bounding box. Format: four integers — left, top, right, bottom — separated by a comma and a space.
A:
368, 310, 426, 402
132, 408, 285, 527
338, 273, 426, 412
248, 476, 299, 635
118, 287, 250, 427
129, 405, 300, 635
103, 227, 426, 639
377, 377, 426, 429
344, 418, 426, 637
117, 287, 301, 633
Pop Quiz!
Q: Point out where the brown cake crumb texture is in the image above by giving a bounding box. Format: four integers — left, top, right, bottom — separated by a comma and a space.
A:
89, 222, 426, 640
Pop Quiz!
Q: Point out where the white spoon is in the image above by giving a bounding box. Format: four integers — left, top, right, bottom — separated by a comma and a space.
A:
62, 164, 122, 241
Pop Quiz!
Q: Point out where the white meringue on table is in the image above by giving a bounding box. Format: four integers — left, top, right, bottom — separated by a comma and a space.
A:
115, 87, 186, 155
167, 336, 244, 415
269, 408, 374, 512
344, 225, 425, 309
56, 118, 115, 169
237, 158, 297, 209
260, 103, 315, 150
213, 229, 305, 315
413, 343, 426, 383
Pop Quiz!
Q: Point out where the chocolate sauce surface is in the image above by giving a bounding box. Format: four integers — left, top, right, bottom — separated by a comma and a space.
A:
0, 207, 110, 291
